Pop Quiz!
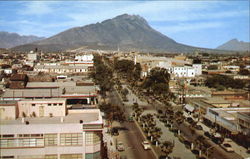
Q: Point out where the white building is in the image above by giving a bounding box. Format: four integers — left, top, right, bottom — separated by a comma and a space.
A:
75, 54, 94, 62
169, 66, 195, 78
34, 65, 90, 74
18, 98, 67, 118
192, 64, 202, 76
0, 108, 103, 159
0, 101, 17, 120
64, 55, 94, 66
27, 53, 37, 62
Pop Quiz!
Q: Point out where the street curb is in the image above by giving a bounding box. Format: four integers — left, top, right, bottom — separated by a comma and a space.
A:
134, 119, 159, 159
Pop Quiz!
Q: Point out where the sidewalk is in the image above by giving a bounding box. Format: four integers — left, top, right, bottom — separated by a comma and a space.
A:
150, 112, 197, 159
183, 111, 249, 158
122, 85, 148, 106
103, 121, 119, 159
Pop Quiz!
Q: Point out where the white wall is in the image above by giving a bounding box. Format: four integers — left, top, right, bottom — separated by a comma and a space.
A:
18, 99, 66, 117
0, 105, 16, 120
193, 64, 202, 76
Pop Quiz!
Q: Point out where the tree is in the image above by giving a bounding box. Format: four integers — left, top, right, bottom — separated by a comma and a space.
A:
205, 74, 245, 89
238, 69, 250, 75
90, 55, 114, 96
142, 67, 170, 96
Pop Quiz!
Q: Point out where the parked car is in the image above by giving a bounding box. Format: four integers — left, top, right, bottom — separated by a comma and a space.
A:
204, 131, 211, 138
117, 141, 125, 151
142, 140, 151, 150
221, 143, 234, 152
212, 136, 223, 144
111, 128, 119, 136
194, 125, 203, 130
223, 138, 233, 143
186, 117, 194, 124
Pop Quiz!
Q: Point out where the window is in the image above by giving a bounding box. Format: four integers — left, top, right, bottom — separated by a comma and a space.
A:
85, 152, 101, 159
60, 154, 82, 159
44, 134, 57, 146
45, 155, 57, 159
85, 132, 101, 145
60, 133, 82, 146
18, 138, 44, 147
59, 103, 63, 106
53, 103, 57, 106
48, 104, 52, 106
1, 134, 14, 138
0, 156, 14, 159
32, 104, 36, 106
17, 155, 44, 159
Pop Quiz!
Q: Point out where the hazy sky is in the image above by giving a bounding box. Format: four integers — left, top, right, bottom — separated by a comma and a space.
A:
0, 1, 249, 48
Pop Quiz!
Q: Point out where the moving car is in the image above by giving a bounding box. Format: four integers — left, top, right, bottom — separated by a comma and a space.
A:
221, 143, 234, 152
117, 141, 125, 151
142, 140, 151, 150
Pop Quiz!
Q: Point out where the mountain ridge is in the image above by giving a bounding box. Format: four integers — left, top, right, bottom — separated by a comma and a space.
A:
11, 14, 232, 53
0, 31, 45, 48
216, 38, 250, 51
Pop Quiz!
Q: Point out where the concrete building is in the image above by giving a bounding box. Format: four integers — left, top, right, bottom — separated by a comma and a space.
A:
64, 54, 94, 67
192, 64, 202, 76
34, 65, 90, 74
169, 66, 195, 78
18, 98, 67, 118
27, 53, 37, 61
0, 100, 17, 120
0, 109, 103, 159
204, 107, 250, 135
237, 112, 250, 135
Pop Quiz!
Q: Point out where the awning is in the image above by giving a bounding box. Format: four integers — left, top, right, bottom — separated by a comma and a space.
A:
185, 104, 195, 112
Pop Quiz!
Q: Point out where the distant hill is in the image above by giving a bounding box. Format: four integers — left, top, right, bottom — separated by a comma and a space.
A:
216, 39, 250, 51
13, 14, 208, 53
0, 31, 44, 48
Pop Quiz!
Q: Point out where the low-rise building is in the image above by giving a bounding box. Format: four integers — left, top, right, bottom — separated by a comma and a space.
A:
34, 65, 90, 74
204, 107, 250, 135
0, 100, 17, 120
0, 109, 103, 159
169, 66, 195, 78
18, 98, 67, 118
237, 112, 250, 135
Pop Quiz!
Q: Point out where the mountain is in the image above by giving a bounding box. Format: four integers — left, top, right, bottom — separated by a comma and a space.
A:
0, 31, 44, 48
13, 14, 212, 53
216, 39, 250, 51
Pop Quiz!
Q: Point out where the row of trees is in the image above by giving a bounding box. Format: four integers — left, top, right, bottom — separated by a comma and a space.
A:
90, 55, 113, 96
142, 67, 171, 97
114, 59, 142, 84
99, 103, 125, 125
205, 74, 246, 90
114, 58, 173, 98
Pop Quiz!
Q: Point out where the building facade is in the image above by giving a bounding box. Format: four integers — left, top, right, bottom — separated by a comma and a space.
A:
0, 109, 103, 159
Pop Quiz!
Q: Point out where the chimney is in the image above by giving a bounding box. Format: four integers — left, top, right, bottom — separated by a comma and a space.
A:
21, 117, 25, 123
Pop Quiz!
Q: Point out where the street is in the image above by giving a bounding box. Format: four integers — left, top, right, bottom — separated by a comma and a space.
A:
108, 87, 156, 159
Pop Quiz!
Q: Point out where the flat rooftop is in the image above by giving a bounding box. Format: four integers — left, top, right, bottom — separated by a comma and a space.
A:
1, 86, 98, 99
26, 81, 76, 88
0, 109, 102, 125
0, 100, 17, 105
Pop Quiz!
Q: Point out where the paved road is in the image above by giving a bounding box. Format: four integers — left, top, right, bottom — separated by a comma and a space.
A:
109, 88, 156, 159
125, 85, 244, 159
